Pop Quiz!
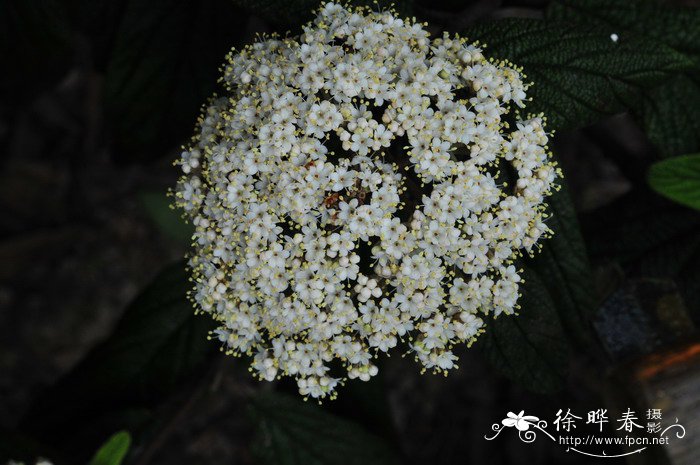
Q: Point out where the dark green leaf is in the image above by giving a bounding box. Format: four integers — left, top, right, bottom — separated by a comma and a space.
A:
463, 18, 691, 131
547, 0, 700, 65
249, 392, 399, 465
139, 191, 194, 245
103, 0, 248, 162
89, 431, 132, 465
547, 0, 700, 157
0, 0, 73, 103
648, 153, 700, 211
584, 190, 700, 263
638, 72, 700, 158
527, 181, 596, 347
230, 0, 414, 29
582, 188, 700, 324
479, 178, 593, 391
480, 267, 571, 393
64, 0, 129, 71
21, 263, 215, 457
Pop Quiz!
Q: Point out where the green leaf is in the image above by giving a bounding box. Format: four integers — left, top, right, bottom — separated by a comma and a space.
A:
230, 0, 414, 29
478, 174, 596, 391
546, 0, 700, 157
21, 263, 215, 458
528, 181, 596, 346
463, 18, 691, 131
479, 179, 593, 391
139, 191, 194, 245
103, 0, 248, 162
638, 72, 700, 158
89, 431, 132, 465
0, 0, 73, 103
480, 267, 571, 393
583, 190, 700, 264
582, 188, 700, 323
648, 153, 700, 211
547, 0, 700, 65
64, 0, 130, 72
249, 392, 399, 465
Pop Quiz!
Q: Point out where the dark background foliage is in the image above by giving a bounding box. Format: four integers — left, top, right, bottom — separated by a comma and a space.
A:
1, 0, 699, 464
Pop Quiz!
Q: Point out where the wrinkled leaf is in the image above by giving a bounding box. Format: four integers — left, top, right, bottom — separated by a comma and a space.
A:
648, 153, 700, 211
464, 18, 691, 131
103, 0, 248, 162
480, 267, 571, 393
249, 392, 399, 465
527, 181, 596, 347
584, 190, 700, 263
638, 72, 700, 158
21, 263, 215, 457
582, 188, 700, 324
89, 431, 132, 465
547, 0, 700, 64
547, 0, 700, 157
479, 179, 593, 391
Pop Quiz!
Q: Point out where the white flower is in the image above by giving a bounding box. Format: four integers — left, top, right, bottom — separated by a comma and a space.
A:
175, 2, 558, 399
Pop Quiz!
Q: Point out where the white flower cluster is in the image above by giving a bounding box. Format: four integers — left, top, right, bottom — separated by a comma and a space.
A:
175, 2, 558, 399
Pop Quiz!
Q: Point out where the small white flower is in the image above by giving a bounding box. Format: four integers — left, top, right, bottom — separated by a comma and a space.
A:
175, 2, 557, 399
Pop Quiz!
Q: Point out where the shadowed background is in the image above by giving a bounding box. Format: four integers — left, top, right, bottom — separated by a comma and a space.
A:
2, 0, 699, 464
